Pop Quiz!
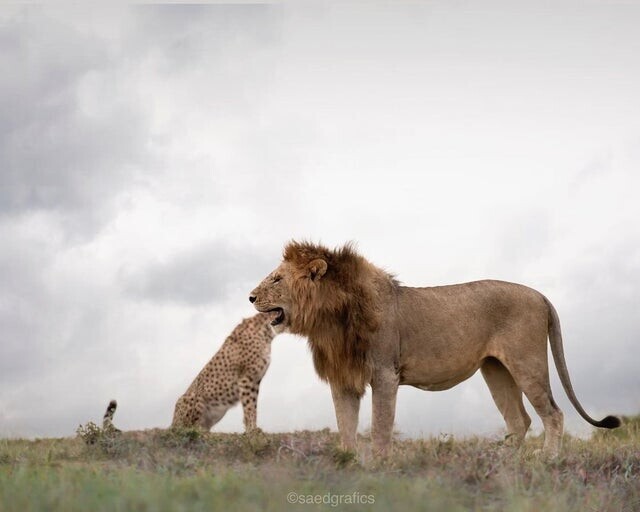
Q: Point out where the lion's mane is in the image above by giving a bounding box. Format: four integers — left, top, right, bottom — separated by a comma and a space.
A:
283, 241, 398, 396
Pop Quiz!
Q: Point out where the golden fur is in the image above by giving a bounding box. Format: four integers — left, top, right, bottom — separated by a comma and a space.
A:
250, 241, 620, 456
279, 241, 395, 395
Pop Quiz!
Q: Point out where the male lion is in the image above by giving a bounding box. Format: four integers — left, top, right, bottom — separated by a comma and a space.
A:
250, 241, 620, 457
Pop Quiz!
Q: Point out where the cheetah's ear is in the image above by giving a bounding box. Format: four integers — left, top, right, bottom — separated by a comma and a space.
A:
307, 258, 327, 281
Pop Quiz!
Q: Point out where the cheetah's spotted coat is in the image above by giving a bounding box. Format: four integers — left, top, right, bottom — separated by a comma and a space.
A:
172, 313, 278, 431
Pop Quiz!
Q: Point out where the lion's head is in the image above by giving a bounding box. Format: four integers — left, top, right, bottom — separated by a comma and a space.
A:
250, 241, 397, 395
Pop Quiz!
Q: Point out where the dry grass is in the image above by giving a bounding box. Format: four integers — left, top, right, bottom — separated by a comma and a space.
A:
1, 417, 638, 511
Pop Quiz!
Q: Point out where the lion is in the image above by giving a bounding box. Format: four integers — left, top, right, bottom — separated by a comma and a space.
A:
249, 241, 620, 457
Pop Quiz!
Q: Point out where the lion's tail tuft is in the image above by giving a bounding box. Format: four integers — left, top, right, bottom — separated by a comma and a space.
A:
595, 415, 622, 429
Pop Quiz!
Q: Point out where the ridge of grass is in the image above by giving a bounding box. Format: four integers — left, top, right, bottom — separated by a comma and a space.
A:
0, 416, 638, 511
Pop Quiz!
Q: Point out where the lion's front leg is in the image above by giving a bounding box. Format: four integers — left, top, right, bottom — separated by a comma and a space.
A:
330, 383, 361, 452
371, 368, 399, 458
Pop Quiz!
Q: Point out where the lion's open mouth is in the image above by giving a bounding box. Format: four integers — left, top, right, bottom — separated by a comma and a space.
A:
268, 308, 285, 326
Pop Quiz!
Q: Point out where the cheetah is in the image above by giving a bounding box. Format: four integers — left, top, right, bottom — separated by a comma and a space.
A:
171, 313, 279, 432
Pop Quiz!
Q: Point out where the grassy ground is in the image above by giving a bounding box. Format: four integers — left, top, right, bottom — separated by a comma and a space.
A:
0, 418, 638, 512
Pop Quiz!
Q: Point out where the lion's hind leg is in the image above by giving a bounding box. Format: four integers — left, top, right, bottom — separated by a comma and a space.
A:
481, 357, 531, 446
499, 356, 564, 457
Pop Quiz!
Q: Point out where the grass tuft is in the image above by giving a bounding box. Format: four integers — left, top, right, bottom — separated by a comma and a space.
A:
332, 447, 358, 469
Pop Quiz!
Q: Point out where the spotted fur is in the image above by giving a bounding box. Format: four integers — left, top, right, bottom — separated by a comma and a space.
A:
171, 313, 277, 432
102, 399, 120, 433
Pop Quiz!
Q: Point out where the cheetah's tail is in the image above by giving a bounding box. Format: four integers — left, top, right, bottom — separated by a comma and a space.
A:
102, 399, 121, 432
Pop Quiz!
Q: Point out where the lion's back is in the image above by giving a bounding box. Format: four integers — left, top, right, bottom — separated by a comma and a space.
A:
397, 279, 548, 331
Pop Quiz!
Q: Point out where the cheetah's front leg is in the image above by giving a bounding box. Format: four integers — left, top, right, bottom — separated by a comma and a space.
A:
238, 376, 260, 432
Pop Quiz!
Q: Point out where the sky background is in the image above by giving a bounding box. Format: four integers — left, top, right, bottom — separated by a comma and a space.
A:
1, 2, 639, 439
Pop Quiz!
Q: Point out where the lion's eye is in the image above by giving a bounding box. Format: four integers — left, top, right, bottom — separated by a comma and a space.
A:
273, 276, 282, 283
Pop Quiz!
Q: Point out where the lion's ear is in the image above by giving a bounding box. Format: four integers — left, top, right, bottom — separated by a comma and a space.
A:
308, 258, 327, 281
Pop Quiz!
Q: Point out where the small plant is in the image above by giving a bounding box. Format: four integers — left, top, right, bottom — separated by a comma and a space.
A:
76, 421, 103, 445
436, 432, 454, 456
159, 427, 205, 448
76, 419, 125, 457
332, 447, 357, 469
242, 428, 271, 457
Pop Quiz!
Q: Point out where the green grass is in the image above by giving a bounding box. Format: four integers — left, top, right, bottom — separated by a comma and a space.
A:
1, 418, 639, 512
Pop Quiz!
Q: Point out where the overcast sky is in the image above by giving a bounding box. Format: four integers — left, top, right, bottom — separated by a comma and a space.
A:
1, 2, 639, 439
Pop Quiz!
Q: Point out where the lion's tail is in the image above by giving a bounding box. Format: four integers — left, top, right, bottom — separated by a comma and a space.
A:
102, 399, 120, 431
544, 297, 620, 429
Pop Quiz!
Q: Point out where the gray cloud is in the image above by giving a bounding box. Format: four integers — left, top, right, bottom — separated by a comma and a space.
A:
122, 240, 276, 306
557, 240, 640, 409
0, 232, 51, 383
0, 4, 281, 239
129, 4, 281, 64
0, 9, 151, 235
0, 219, 143, 437
1, 3, 639, 440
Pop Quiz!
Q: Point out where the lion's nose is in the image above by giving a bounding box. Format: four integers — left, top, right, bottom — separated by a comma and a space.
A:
249, 295, 256, 304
